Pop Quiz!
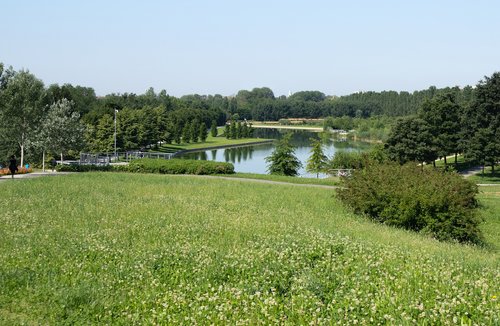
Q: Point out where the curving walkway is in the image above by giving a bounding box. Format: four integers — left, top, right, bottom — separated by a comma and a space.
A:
0, 171, 73, 181
0, 171, 340, 189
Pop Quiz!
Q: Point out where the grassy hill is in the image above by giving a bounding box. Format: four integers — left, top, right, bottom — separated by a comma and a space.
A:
0, 173, 498, 324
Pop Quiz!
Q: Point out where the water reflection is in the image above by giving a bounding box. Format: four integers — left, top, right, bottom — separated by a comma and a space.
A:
177, 129, 372, 177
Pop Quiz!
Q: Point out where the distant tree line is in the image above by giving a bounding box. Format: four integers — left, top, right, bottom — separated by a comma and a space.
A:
1, 60, 497, 169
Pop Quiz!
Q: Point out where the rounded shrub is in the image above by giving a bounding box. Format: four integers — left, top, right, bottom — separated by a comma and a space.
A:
336, 163, 482, 244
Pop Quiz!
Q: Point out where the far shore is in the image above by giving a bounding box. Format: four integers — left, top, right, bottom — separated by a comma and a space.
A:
251, 124, 324, 132
170, 139, 274, 156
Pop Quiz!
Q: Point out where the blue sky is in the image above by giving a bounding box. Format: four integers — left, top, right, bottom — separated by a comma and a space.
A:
2, 0, 499, 97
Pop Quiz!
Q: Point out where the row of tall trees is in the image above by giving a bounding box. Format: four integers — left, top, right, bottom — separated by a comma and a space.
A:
224, 121, 254, 139
385, 73, 500, 171
0, 65, 85, 166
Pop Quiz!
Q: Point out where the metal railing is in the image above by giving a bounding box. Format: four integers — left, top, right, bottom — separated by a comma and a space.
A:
80, 151, 175, 165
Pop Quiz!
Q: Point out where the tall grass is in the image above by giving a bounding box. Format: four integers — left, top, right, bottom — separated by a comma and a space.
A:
0, 173, 498, 324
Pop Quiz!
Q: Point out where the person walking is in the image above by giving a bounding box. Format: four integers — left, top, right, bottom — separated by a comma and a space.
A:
50, 158, 57, 172
8, 155, 18, 179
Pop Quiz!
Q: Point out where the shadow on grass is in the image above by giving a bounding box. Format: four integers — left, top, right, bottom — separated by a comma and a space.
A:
472, 171, 500, 183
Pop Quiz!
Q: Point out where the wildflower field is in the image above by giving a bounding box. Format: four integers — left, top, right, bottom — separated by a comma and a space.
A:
0, 173, 498, 324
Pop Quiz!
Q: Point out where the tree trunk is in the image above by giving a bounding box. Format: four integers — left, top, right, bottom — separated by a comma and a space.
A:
19, 132, 25, 167
444, 156, 447, 166
493, 164, 495, 173
433, 160, 436, 168
60, 153, 63, 165
454, 153, 458, 166
20, 143, 24, 167
42, 150, 45, 172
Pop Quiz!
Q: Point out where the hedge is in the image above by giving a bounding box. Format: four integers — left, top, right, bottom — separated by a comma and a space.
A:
57, 159, 234, 175
56, 164, 114, 172
337, 163, 482, 244
127, 158, 234, 175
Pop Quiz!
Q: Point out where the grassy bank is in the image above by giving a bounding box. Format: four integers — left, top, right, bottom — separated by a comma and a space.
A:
469, 167, 500, 184
0, 173, 498, 324
252, 124, 323, 131
221, 172, 340, 186
157, 134, 271, 153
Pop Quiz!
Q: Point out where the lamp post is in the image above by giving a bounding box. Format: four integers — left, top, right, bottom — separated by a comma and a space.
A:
114, 109, 118, 160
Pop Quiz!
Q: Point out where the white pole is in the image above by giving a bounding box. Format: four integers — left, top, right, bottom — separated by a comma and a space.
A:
114, 109, 117, 160
42, 150, 45, 172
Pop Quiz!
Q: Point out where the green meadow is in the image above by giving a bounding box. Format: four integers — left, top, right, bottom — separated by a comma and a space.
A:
0, 173, 498, 324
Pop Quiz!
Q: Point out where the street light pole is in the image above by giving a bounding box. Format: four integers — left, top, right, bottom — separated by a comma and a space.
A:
114, 109, 118, 160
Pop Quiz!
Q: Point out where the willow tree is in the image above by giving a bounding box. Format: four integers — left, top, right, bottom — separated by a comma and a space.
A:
39, 99, 85, 164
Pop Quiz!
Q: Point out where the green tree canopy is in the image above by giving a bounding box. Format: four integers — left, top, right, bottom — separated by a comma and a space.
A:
265, 133, 302, 176
0, 69, 46, 166
385, 117, 437, 166
462, 72, 500, 172
418, 92, 461, 165
39, 99, 85, 162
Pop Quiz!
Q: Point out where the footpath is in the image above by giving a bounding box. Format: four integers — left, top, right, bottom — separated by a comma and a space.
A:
1, 169, 496, 188
0, 171, 339, 189
0, 171, 72, 181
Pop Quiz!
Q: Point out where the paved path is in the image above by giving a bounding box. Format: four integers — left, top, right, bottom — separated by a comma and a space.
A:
460, 165, 485, 178
0, 171, 73, 181
2, 171, 495, 189
171, 174, 340, 189
0, 171, 340, 189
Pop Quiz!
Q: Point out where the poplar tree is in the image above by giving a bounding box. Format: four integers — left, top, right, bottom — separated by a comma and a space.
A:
199, 122, 208, 142
241, 122, 249, 138
230, 121, 237, 139
210, 120, 218, 137
182, 123, 191, 143
190, 120, 199, 143
236, 121, 242, 139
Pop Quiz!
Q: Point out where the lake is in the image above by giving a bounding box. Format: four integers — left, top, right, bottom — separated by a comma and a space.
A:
176, 128, 372, 177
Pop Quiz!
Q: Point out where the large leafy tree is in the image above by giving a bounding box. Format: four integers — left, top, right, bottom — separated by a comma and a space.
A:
39, 99, 85, 163
463, 72, 500, 172
419, 93, 461, 165
0, 69, 46, 166
385, 117, 437, 167
265, 133, 302, 176
306, 139, 328, 178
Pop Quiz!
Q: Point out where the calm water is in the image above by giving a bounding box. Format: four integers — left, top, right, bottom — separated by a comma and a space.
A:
177, 128, 372, 177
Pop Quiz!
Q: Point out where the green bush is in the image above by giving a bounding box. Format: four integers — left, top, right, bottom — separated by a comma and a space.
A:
127, 158, 234, 175
56, 159, 234, 175
337, 163, 482, 244
56, 164, 114, 172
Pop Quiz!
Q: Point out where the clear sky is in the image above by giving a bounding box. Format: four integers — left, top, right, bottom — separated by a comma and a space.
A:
2, 0, 499, 97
